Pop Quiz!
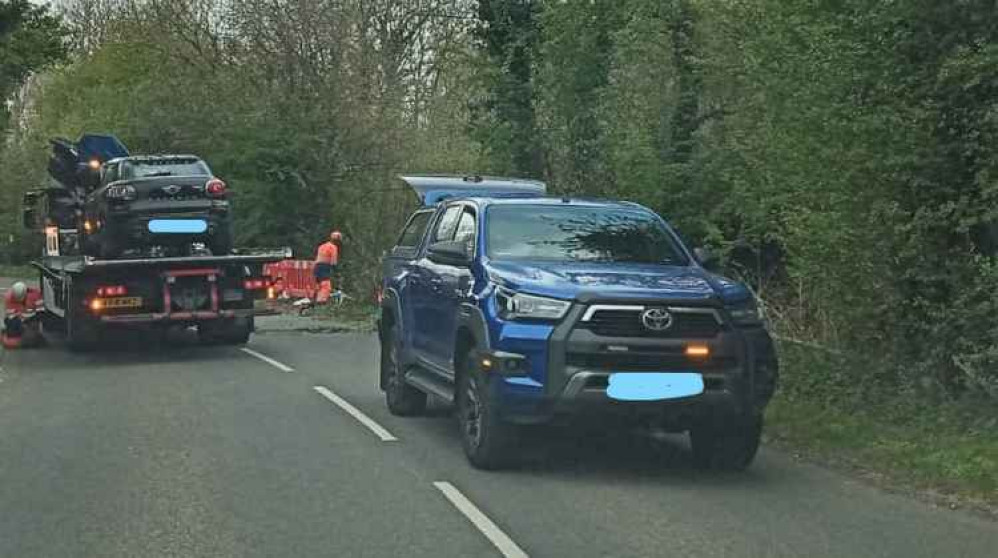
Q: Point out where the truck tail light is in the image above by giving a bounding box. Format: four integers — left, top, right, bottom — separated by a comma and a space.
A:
96, 285, 127, 297
206, 178, 227, 197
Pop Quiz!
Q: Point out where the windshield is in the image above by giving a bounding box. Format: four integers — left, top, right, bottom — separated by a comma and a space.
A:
122, 159, 210, 178
486, 205, 689, 265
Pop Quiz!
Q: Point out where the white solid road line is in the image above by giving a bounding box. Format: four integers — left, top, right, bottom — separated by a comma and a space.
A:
312, 385, 398, 442
240, 347, 295, 373
433, 481, 530, 558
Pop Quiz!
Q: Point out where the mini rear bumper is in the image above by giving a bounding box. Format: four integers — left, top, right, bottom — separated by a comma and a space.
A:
105, 203, 230, 245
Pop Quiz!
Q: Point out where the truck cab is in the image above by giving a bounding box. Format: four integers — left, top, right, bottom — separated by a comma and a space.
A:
378, 175, 778, 470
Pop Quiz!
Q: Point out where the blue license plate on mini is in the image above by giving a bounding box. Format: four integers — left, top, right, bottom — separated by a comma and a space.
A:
607, 372, 704, 401
147, 219, 207, 234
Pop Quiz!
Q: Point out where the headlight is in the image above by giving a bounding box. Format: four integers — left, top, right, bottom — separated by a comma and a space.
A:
726, 297, 763, 326
495, 287, 570, 321
105, 184, 136, 201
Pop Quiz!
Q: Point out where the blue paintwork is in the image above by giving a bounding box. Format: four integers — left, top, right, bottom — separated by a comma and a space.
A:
148, 219, 208, 234
381, 182, 760, 417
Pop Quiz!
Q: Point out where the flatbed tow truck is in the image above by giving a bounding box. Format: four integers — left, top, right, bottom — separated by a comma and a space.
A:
29, 244, 289, 350
20, 133, 290, 351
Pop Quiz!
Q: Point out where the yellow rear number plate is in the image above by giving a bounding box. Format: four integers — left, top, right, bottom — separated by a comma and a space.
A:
104, 297, 143, 309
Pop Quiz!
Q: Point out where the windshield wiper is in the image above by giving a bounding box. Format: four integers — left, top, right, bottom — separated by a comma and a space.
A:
142, 171, 174, 177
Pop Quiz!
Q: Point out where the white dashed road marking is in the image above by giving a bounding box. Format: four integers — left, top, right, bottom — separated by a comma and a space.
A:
433, 481, 530, 558
240, 347, 295, 373
313, 385, 398, 442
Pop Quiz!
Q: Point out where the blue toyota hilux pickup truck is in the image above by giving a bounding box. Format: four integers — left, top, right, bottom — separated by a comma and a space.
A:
378, 175, 778, 470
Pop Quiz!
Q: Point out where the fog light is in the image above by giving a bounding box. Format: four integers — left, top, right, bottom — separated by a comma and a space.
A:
90, 299, 104, 312
686, 344, 710, 358
480, 357, 494, 371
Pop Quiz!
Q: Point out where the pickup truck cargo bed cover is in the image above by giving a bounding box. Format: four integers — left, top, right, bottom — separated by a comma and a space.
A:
400, 174, 546, 206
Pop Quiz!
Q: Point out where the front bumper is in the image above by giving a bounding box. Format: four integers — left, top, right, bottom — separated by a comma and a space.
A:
486, 304, 779, 426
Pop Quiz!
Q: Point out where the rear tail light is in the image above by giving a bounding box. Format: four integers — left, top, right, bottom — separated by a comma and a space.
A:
206, 178, 227, 197
96, 285, 127, 297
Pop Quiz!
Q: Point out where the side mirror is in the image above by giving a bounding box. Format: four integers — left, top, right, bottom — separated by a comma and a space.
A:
428, 240, 472, 266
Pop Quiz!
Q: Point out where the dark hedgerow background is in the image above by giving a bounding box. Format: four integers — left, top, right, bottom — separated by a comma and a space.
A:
2, 0, 996, 503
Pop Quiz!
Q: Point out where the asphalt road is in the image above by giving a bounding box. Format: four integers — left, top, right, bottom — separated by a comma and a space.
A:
1, 323, 996, 557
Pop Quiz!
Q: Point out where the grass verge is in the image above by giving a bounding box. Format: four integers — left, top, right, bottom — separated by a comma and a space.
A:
766, 343, 998, 518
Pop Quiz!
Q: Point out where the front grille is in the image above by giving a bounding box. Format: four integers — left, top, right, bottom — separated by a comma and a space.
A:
579, 308, 722, 338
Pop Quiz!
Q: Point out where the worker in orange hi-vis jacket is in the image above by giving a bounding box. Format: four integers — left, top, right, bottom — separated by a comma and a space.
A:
313, 230, 342, 304
2, 282, 44, 349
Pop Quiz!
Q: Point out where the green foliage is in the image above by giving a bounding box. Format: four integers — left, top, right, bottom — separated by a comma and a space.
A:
0, 0, 67, 130
2, 0, 997, 411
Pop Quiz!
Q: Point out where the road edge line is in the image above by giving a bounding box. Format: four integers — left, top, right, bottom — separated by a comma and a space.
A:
312, 385, 398, 442
432, 481, 529, 558
240, 347, 295, 372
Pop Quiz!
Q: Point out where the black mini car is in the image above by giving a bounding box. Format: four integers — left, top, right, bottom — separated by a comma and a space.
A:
82, 155, 233, 259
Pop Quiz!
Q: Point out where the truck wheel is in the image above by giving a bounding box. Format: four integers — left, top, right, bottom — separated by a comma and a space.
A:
690, 414, 763, 471
382, 323, 426, 416
66, 305, 99, 352
457, 351, 515, 470
198, 318, 251, 346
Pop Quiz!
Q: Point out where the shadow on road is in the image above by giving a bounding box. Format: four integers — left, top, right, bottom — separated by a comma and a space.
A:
412, 401, 775, 487
37, 326, 243, 368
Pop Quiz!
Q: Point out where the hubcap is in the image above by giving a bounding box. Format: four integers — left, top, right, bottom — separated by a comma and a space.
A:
463, 376, 483, 449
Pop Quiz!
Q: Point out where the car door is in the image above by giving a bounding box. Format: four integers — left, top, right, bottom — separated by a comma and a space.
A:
427, 206, 478, 373
411, 204, 463, 364
384, 209, 433, 350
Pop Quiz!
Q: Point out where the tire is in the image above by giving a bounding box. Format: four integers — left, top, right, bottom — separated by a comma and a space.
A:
690, 413, 763, 471
457, 351, 516, 470
209, 223, 233, 256
198, 317, 252, 346
66, 303, 99, 352
381, 323, 427, 416
97, 232, 121, 260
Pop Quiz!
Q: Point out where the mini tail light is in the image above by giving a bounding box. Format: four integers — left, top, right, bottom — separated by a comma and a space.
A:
244, 279, 267, 290
96, 285, 127, 297
206, 178, 227, 197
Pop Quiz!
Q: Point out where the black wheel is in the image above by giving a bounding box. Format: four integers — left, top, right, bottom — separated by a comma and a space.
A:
198, 317, 251, 346
690, 414, 763, 471
381, 323, 427, 416
457, 351, 516, 470
97, 232, 121, 260
66, 303, 99, 352
209, 223, 233, 256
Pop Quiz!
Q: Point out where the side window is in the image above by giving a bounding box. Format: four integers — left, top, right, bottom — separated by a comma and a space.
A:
433, 205, 463, 242
395, 211, 432, 249
453, 209, 477, 252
